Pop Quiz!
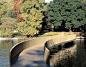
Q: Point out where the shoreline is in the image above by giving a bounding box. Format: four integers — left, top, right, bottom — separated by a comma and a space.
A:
0, 36, 85, 40
0, 37, 28, 41
0, 37, 18, 40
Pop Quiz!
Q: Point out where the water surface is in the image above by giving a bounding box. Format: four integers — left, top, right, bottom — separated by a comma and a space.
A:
0, 39, 22, 67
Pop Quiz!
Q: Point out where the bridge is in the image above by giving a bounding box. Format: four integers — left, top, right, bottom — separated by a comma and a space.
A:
10, 32, 76, 67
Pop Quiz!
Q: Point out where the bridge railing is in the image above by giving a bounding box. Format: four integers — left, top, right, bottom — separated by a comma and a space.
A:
10, 35, 60, 66
10, 32, 76, 66
44, 34, 76, 65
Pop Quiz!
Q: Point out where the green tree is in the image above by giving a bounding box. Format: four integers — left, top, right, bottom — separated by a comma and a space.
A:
7, 8, 17, 19
45, 0, 86, 32
16, 0, 47, 36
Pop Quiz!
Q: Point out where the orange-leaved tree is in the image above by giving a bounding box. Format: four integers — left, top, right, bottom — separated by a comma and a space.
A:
12, 0, 23, 22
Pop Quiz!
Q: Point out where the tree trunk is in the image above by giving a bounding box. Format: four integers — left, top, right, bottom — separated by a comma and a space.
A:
69, 26, 72, 32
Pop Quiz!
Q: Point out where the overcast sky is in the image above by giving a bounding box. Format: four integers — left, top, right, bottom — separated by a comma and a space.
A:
45, 0, 53, 3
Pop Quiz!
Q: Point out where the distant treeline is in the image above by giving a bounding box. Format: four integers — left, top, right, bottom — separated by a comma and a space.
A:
0, 0, 86, 37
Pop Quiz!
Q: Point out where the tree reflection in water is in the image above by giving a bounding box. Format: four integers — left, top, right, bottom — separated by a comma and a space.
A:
0, 40, 18, 67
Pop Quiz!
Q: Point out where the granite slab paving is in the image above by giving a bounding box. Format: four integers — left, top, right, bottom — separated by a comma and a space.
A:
11, 43, 50, 67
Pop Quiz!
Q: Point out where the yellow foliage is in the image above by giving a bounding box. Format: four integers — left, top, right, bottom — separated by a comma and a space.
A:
17, 0, 47, 36
22, 26, 39, 35
0, 17, 16, 35
38, 0, 43, 3
0, 0, 14, 17
43, 32, 58, 36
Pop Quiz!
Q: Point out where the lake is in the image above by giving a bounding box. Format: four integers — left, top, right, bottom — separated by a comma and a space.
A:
0, 39, 23, 67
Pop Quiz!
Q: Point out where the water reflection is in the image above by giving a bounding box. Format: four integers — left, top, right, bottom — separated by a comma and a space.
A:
0, 39, 18, 67
50, 40, 86, 67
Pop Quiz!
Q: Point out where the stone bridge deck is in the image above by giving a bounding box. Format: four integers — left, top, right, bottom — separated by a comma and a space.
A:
11, 43, 50, 67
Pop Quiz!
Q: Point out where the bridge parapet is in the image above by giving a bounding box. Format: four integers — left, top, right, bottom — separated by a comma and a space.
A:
44, 33, 76, 65
10, 32, 76, 66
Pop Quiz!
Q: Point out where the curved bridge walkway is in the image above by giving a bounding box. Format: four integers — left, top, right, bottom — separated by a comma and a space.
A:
11, 43, 50, 67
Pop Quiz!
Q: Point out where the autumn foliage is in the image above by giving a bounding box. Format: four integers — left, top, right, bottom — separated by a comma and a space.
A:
12, 0, 23, 22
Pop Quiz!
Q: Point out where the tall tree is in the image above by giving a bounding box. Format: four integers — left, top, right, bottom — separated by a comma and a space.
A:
15, 0, 47, 36
45, 0, 86, 32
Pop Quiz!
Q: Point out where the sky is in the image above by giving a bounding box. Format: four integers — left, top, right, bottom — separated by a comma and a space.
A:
45, 0, 53, 3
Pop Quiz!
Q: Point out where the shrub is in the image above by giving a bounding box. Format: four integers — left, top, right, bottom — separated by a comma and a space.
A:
76, 33, 81, 36
1, 33, 12, 38
12, 33, 23, 37
24, 35, 28, 38
7, 8, 17, 19
43, 32, 58, 36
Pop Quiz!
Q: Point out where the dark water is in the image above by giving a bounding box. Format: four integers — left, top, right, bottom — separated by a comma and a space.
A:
50, 39, 86, 67
0, 39, 22, 67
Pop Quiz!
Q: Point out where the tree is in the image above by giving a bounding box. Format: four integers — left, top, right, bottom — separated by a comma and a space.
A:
12, 0, 23, 22
0, 17, 17, 37
45, 0, 86, 32
15, 0, 47, 36
82, 0, 86, 10
0, 0, 15, 18
0, 1, 7, 18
